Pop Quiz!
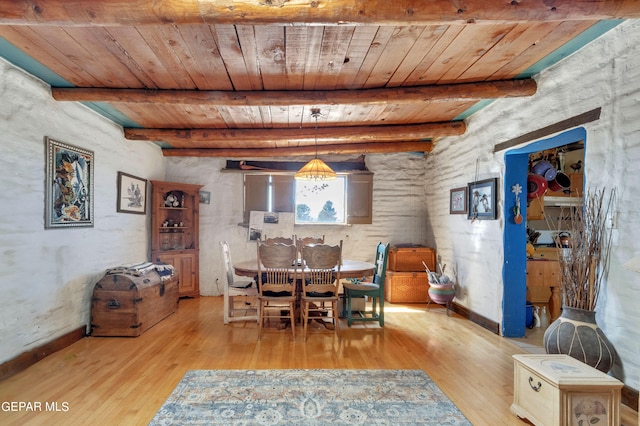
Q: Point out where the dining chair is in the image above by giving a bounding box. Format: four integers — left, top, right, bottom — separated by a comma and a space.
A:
256, 241, 298, 340
342, 242, 389, 327
296, 235, 325, 258
220, 241, 258, 324
300, 241, 342, 341
263, 235, 295, 245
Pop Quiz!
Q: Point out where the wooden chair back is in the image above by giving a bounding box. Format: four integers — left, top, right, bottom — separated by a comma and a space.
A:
220, 241, 244, 288
370, 242, 390, 288
301, 241, 342, 298
296, 235, 325, 257
257, 242, 298, 296
219, 241, 257, 324
263, 235, 295, 245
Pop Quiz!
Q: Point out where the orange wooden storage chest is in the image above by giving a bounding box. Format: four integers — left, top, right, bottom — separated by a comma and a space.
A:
385, 271, 430, 303
388, 246, 436, 272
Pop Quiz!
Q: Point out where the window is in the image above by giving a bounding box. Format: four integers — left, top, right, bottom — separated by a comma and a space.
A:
295, 177, 346, 224
243, 172, 373, 225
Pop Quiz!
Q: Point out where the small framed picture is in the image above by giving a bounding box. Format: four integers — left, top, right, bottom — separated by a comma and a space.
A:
117, 172, 147, 214
468, 178, 498, 220
449, 187, 468, 214
45, 137, 94, 228
199, 191, 211, 204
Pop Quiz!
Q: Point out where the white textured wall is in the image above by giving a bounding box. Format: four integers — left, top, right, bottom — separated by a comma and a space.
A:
425, 20, 640, 388
0, 59, 166, 364
165, 152, 430, 296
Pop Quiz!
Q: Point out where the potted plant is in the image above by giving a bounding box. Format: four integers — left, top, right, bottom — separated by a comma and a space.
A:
543, 188, 617, 372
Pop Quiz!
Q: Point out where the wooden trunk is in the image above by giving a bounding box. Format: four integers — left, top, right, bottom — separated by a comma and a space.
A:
388, 246, 435, 272
91, 271, 178, 337
385, 271, 430, 303
511, 354, 622, 426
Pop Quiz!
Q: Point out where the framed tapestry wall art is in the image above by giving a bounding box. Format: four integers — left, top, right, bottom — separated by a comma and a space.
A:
45, 137, 94, 228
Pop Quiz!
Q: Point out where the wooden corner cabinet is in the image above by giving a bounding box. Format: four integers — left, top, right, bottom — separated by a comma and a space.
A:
150, 180, 203, 298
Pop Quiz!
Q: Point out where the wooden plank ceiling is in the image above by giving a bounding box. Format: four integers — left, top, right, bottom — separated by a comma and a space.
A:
0, 1, 638, 157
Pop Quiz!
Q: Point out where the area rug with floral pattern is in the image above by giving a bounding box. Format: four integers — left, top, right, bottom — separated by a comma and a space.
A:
149, 369, 471, 425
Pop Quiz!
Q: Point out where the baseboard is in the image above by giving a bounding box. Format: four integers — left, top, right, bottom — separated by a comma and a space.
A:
449, 302, 500, 334
0, 326, 86, 381
622, 385, 639, 412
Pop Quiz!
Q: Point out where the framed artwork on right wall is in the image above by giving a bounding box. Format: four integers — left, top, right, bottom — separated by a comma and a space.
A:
468, 178, 498, 220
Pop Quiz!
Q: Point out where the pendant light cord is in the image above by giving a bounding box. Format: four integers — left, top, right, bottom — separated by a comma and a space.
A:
314, 113, 319, 159
311, 108, 321, 159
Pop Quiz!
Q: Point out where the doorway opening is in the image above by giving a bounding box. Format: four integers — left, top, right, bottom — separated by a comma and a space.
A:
502, 127, 586, 338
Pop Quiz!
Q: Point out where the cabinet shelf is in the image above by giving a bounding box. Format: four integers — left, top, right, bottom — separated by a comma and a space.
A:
157, 247, 195, 252
159, 206, 189, 210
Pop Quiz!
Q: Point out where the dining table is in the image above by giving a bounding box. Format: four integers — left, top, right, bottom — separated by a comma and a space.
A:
233, 259, 375, 280
233, 259, 376, 320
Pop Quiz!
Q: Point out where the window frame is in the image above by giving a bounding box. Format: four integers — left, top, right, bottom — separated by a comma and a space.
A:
243, 171, 373, 225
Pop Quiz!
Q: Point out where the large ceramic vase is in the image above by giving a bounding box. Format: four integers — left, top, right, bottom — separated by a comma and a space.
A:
543, 306, 615, 372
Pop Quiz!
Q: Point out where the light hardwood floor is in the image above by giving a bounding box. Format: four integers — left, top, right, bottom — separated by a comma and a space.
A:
0, 297, 632, 425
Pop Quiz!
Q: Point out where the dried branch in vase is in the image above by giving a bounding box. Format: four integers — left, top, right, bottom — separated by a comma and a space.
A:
556, 188, 616, 311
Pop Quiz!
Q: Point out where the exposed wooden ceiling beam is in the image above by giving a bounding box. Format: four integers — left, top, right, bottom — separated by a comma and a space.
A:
124, 122, 465, 147
52, 79, 536, 106
161, 141, 434, 158
1, 1, 639, 26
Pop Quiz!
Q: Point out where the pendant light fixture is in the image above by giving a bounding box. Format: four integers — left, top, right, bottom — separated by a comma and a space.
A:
294, 108, 337, 181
